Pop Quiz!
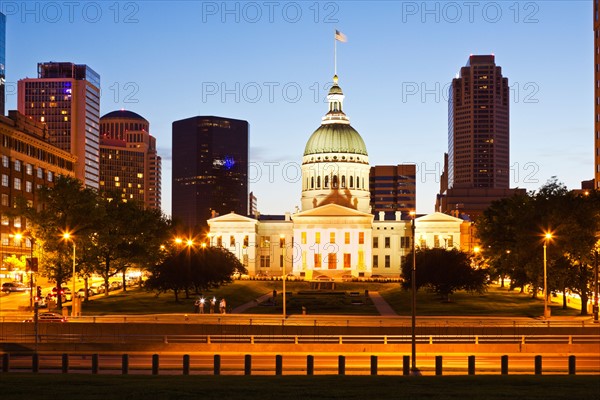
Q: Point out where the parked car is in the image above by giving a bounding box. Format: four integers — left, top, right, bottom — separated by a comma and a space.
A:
76, 288, 93, 298
109, 281, 122, 291
88, 284, 101, 295
23, 312, 67, 323
48, 287, 72, 302
2, 282, 30, 293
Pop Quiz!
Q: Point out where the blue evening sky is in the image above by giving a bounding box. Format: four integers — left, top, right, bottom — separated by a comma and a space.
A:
3, 1, 592, 217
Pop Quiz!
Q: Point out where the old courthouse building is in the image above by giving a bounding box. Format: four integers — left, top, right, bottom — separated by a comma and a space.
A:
207, 75, 470, 278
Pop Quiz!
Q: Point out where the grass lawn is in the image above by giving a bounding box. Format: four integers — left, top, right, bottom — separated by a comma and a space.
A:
80, 281, 582, 318
0, 374, 598, 400
379, 285, 581, 317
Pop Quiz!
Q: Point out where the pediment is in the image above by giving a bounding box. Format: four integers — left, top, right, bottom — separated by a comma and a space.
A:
208, 212, 258, 224
293, 203, 374, 219
416, 212, 464, 223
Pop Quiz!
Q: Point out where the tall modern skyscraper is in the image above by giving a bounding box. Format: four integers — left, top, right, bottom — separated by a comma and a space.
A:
18, 62, 101, 188
437, 55, 521, 219
0, 12, 6, 116
369, 164, 416, 215
99, 110, 162, 210
172, 116, 248, 231
448, 55, 509, 189
595, 0, 600, 188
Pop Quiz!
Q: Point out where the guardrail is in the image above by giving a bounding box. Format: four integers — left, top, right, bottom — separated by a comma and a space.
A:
1, 352, 597, 376
1, 333, 599, 345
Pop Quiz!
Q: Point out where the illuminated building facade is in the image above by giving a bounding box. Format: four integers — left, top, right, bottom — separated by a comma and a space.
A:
0, 111, 76, 280
99, 110, 161, 209
172, 116, 249, 231
18, 62, 101, 189
208, 76, 469, 278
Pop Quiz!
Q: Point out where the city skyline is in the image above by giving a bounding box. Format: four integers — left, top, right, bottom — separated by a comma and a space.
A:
2, 2, 591, 217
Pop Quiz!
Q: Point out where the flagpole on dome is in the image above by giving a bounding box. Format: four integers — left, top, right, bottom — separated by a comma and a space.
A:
334, 29, 347, 77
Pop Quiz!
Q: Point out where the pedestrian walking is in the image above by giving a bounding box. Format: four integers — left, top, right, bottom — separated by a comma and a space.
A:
219, 298, 227, 314
199, 296, 205, 313
210, 296, 216, 314
194, 297, 201, 314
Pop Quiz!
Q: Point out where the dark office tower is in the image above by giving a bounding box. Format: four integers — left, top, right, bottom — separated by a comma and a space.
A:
369, 165, 416, 215
99, 110, 162, 210
595, 0, 600, 188
0, 12, 6, 115
448, 55, 509, 189
172, 116, 249, 230
18, 62, 101, 189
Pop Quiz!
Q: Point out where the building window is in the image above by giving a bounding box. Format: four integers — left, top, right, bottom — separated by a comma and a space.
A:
401, 237, 411, 249
279, 236, 285, 248
447, 235, 454, 248
216, 236, 222, 247
385, 237, 390, 248
373, 237, 379, 248
14, 217, 21, 228
315, 232, 321, 244
301, 232, 307, 244
1, 215, 8, 226
373, 255, 379, 268
260, 236, 270, 248
47, 171, 53, 182
324, 176, 329, 188
358, 232, 364, 245
14, 160, 21, 172
14, 178, 21, 191
2, 156, 8, 168
344, 232, 350, 244
243, 235, 249, 247
330, 232, 335, 244
260, 255, 270, 268
302, 251, 307, 267
37, 168, 43, 179
385, 255, 391, 268
328, 253, 337, 269
314, 253, 322, 268
230, 236, 235, 247
1, 194, 8, 206
25, 181, 33, 193
434, 235, 440, 248
26, 164, 33, 175
343, 253, 351, 268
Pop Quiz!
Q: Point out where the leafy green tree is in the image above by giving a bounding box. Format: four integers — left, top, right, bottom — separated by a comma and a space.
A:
15, 176, 101, 308
401, 248, 487, 302
146, 246, 246, 300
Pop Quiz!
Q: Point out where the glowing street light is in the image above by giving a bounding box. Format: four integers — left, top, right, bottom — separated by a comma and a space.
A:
543, 232, 553, 319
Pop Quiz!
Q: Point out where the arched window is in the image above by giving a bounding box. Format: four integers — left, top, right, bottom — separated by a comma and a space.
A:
317, 176, 321, 188
341, 175, 346, 188
332, 175, 338, 188
349, 176, 353, 188
311, 177, 314, 189
356, 176, 360, 188
325, 176, 329, 188
362, 177, 365, 189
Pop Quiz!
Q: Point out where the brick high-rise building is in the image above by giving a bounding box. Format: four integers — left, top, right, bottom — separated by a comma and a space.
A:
437, 55, 521, 220
18, 62, 101, 189
172, 116, 249, 231
369, 164, 416, 215
99, 110, 161, 210
448, 55, 509, 189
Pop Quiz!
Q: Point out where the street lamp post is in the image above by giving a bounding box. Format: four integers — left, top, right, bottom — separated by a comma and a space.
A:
409, 211, 417, 373
543, 232, 552, 319
280, 234, 286, 319
62, 232, 76, 315
594, 249, 598, 323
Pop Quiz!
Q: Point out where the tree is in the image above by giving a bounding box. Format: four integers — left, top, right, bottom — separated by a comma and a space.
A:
401, 248, 488, 302
146, 246, 247, 300
15, 176, 101, 308
477, 179, 600, 315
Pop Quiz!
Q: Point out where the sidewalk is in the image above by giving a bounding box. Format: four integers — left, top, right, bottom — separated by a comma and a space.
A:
231, 292, 272, 314
368, 291, 398, 316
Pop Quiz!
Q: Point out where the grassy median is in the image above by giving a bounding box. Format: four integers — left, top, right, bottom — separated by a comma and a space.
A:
0, 374, 598, 400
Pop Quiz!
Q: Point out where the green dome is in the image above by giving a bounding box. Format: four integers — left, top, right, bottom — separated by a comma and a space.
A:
304, 123, 368, 156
